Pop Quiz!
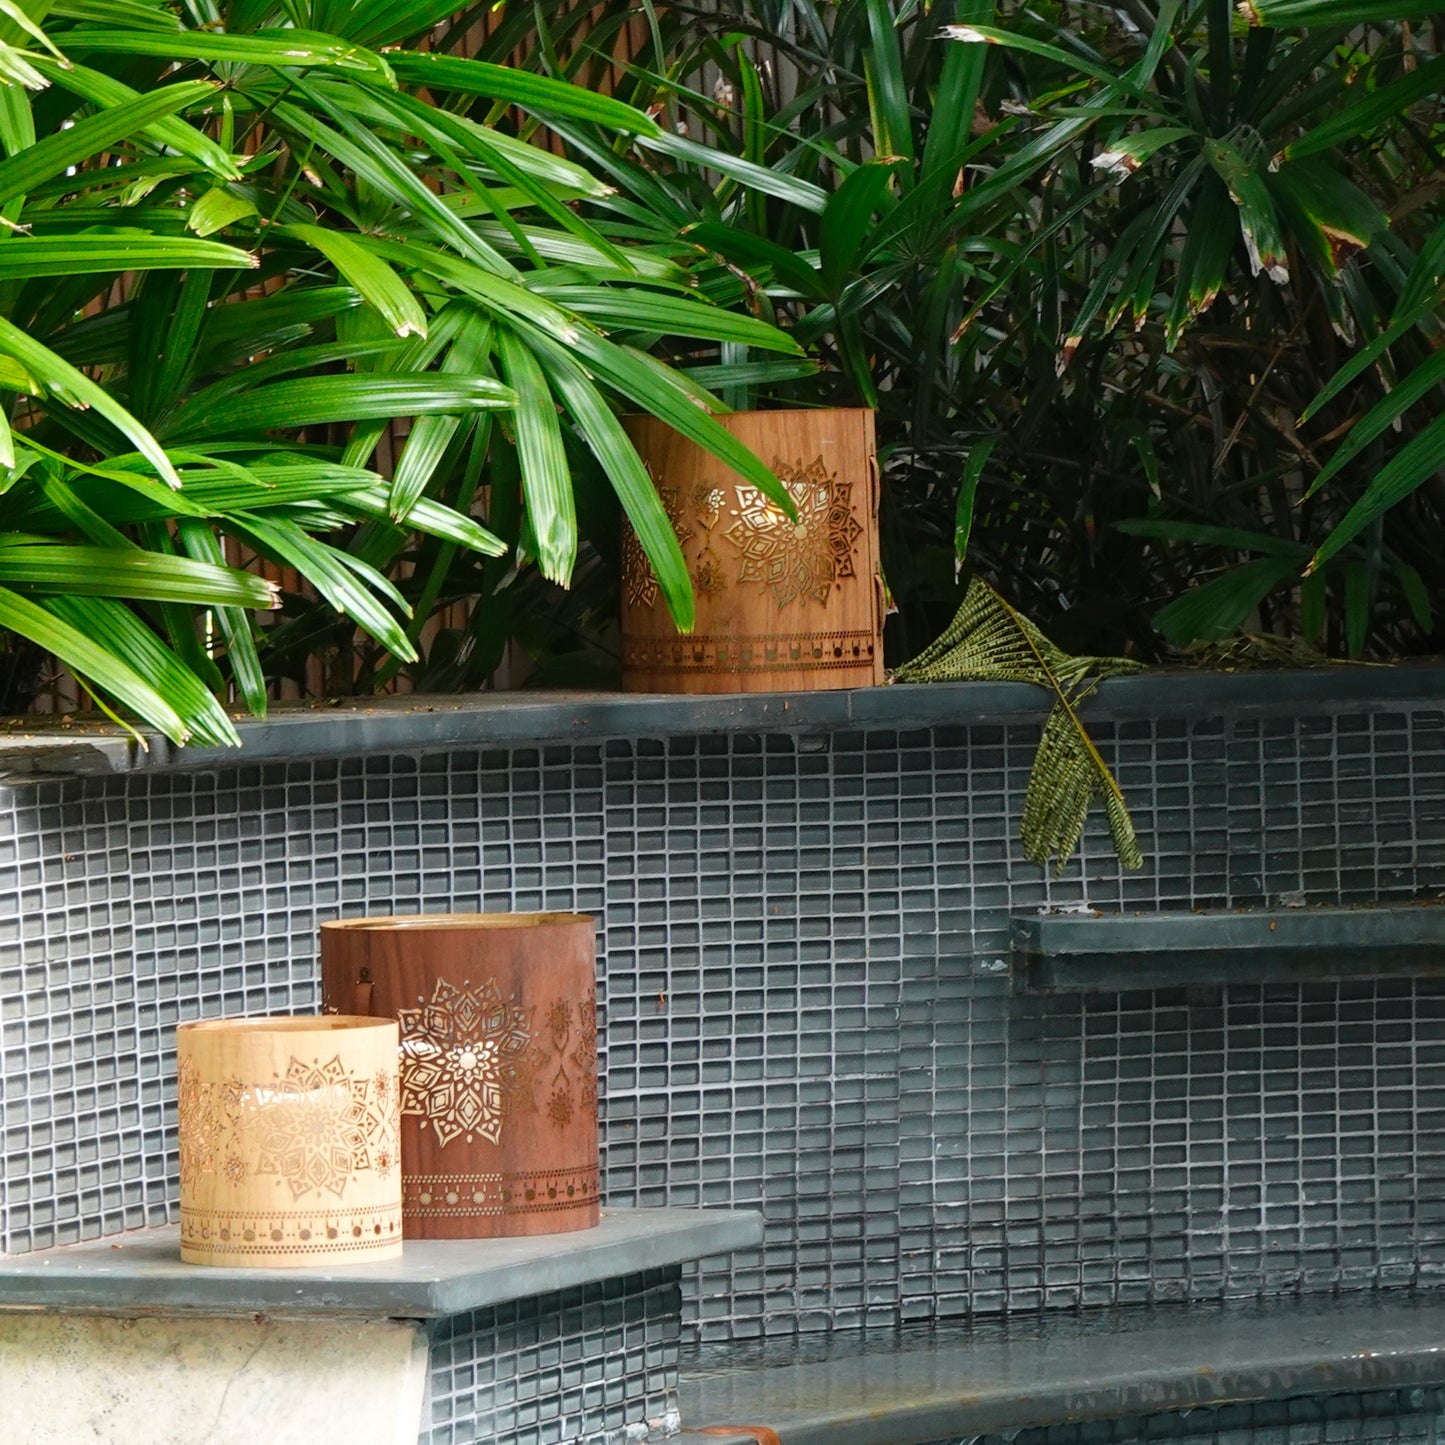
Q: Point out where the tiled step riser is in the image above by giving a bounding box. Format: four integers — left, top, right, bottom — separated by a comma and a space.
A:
2, 690, 1443, 1341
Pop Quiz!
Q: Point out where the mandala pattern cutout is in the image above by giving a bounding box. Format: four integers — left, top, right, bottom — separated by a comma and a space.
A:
690, 484, 729, 599
723, 455, 862, 609
399, 978, 537, 1148
252, 1054, 392, 1201
622, 485, 694, 610
177, 1056, 213, 1191
547, 1086, 574, 1128
574, 1000, 599, 1115
692, 558, 727, 598
178, 1050, 397, 1201
546, 1000, 572, 1041
694, 484, 727, 528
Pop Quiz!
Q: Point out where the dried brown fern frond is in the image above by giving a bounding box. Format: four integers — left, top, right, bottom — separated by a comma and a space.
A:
894, 578, 1144, 873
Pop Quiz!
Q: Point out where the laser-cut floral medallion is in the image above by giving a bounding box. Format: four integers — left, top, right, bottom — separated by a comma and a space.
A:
397, 979, 601, 1150
621, 484, 693, 610
252, 1055, 394, 1200
399, 978, 536, 1148
724, 455, 862, 610
176, 1016, 403, 1266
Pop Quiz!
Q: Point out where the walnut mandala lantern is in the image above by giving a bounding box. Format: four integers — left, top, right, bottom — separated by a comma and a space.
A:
320, 913, 600, 1239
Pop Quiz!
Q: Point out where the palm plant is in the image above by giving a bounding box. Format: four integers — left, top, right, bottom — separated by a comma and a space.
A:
504, 0, 1445, 663
0, 0, 802, 738
1236, 0, 1445, 602
944, 3, 1445, 657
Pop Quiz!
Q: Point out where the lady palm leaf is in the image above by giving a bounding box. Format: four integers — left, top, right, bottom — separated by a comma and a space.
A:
62, 27, 396, 77
172, 517, 268, 719
30, 58, 242, 178
0, 0, 810, 729
286, 224, 427, 339
164, 375, 517, 439
0, 80, 219, 204
0, 316, 188, 487
0, 236, 255, 279
385, 51, 661, 135
43, 595, 241, 747
1241, 0, 1440, 23
895, 578, 1144, 873
386, 307, 492, 521
0, 544, 279, 608
0, 585, 190, 742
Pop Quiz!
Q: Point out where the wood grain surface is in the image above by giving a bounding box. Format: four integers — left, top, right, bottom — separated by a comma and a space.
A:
176, 1015, 402, 1268
320, 913, 601, 1239
621, 408, 884, 693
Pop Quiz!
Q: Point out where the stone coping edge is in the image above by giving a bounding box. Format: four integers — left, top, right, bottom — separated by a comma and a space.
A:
1011, 902, 1445, 992
0, 664, 1440, 780
674, 1294, 1445, 1445
0, 1207, 762, 1320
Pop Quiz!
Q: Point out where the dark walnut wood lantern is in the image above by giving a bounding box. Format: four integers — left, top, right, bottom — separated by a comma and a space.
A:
321, 913, 600, 1240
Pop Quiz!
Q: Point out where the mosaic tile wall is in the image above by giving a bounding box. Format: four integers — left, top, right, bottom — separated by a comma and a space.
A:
424, 1268, 681, 1445
2, 694, 1445, 1345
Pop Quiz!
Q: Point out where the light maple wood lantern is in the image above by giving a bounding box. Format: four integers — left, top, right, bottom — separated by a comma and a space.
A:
320, 913, 600, 1240
177, 1015, 402, 1268
621, 408, 884, 693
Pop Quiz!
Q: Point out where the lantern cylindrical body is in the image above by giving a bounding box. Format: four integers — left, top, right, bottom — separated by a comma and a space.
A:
621, 408, 884, 693
319, 913, 600, 1239
177, 1015, 402, 1268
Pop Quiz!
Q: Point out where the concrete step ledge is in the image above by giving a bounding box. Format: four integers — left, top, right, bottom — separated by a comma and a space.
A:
0, 1207, 762, 1319
1011, 902, 1445, 991
1, 666, 1440, 780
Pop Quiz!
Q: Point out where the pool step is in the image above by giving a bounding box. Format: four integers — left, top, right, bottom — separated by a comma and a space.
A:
676, 1295, 1445, 1445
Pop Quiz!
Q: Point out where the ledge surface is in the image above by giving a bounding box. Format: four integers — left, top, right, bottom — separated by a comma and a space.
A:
676, 1294, 1445, 1445
0, 663, 1439, 779
1011, 902, 1445, 992
0, 1207, 761, 1320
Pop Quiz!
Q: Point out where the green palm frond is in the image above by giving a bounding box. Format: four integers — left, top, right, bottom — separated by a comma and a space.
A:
895, 578, 1145, 874
0, 0, 816, 728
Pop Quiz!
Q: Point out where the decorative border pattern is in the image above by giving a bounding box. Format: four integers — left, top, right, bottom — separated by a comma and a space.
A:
179, 1200, 401, 1259
405, 1165, 600, 1217
623, 629, 878, 674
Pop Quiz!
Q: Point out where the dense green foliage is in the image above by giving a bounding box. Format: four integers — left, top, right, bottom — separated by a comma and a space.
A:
0, 0, 801, 736
4, 0, 1444, 735
514, 0, 1445, 664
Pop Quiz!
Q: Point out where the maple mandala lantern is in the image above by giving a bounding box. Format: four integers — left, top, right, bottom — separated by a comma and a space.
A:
620, 408, 884, 693
320, 913, 600, 1239
176, 1015, 403, 1267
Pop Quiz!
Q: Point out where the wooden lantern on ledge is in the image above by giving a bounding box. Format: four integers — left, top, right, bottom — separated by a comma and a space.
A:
320, 912, 600, 1240
621, 408, 884, 693
176, 1015, 402, 1268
